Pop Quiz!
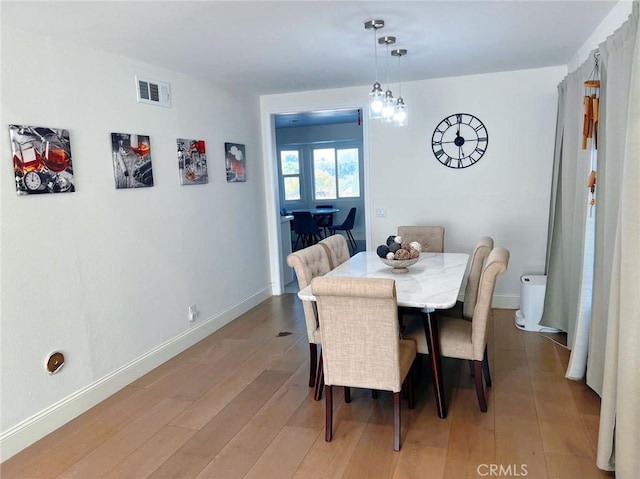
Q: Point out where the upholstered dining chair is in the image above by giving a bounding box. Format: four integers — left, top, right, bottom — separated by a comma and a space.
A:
329, 207, 357, 252
403, 247, 509, 412
316, 204, 334, 237
439, 236, 494, 320
311, 276, 416, 451
397, 225, 445, 253
286, 244, 331, 400
292, 211, 323, 250
319, 234, 350, 270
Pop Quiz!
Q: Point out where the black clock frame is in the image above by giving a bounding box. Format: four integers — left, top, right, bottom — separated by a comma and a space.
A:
431, 113, 488, 169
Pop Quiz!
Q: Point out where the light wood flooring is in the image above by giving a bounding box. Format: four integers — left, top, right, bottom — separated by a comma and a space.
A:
2, 295, 612, 478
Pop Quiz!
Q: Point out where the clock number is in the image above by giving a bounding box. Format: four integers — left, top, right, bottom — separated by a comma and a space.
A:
455, 114, 463, 124
434, 149, 445, 159
474, 146, 485, 155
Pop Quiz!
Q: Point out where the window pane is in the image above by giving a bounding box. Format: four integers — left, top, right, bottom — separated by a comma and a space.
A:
280, 150, 299, 175
313, 148, 336, 200
283, 177, 300, 200
337, 148, 360, 198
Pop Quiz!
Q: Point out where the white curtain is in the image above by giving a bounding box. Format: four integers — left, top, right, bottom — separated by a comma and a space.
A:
541, 57, 595, 347
596, 2, 640, 476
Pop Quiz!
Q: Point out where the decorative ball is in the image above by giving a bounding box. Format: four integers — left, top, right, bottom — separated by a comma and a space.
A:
388, 242, 401, 253
395, 248, 411, 260
376, 245, 390, 258
409, 241, 422, 253
409, 248, 420, 259
386, 235, 397, 246
386, 252, 395, 260
401, 242, 411, 251
394, 235, 402, 244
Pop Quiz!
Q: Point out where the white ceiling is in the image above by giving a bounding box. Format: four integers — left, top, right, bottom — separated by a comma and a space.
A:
1, 1, 618, 95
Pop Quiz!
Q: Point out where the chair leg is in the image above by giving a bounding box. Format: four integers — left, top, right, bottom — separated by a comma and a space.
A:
325, 384, 333, 442
406, 372, 415, 410
473, 360, 488, 412
314, 353, 324, 401
294, 234, 301, 250
393, 391, 401, 451
469, 360, 475, 377
482, 347, 492, 387
346, 230, 357, 251
371, 389, 379, 399
309, 344, 317, 388
344, 386, 351, 403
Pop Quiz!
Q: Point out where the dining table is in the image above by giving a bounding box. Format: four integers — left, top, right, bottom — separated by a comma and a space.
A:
297, 250, 469, 419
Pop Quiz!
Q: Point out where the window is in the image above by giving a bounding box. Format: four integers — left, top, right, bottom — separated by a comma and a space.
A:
312, 147, 360, 200
280, 149, 301, 201
278, 141, 362, 206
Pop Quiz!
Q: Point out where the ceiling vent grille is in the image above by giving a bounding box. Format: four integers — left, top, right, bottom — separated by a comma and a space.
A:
135, 76, 171, 107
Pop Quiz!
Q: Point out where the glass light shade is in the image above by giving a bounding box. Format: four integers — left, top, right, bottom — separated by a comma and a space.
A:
393, 97, 408, 126
381, 89, 396, 122
369, 82, 384, 119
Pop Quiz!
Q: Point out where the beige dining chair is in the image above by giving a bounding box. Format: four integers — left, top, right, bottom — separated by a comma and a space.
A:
397, 225, 445, 252
286, 244, 331, 400
439, 236, 494, 320
403, 247, 509, 412
311, 276, 416, 451
319, 234, 350, 270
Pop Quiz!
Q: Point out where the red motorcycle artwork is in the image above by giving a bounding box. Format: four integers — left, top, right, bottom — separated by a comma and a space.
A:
11, 125, 75, 195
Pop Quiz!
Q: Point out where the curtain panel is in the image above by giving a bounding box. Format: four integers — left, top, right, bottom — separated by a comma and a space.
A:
596, 3, 640, 476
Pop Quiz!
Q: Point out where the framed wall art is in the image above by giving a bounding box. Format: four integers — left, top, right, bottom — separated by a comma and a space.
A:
178, 138, 208, 185
111, 133, 154, 189
225, 142, 246, 182
10, 124, 75, 195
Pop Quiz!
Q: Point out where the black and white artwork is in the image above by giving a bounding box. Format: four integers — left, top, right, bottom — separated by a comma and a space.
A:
10, 125, 75, 195
111, 133, 154, 189
178, 138, 208, 185
225, 142, 246, 182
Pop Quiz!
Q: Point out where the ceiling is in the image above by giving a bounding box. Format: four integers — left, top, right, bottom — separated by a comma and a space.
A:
2, 1, 618, 100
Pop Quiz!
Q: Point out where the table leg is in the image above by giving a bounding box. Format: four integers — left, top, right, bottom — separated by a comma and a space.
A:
422, 310, 447, 419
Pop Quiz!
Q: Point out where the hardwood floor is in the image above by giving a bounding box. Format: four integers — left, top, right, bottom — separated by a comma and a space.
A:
2, 295, 612, 478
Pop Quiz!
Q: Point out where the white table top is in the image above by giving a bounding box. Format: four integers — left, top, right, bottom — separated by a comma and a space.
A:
297, 251, 469, 310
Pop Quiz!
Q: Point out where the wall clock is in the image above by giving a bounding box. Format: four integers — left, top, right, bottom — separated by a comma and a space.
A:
431, 113, 488, 169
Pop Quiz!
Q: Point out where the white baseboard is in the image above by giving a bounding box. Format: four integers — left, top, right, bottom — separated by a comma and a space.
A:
493, 294, 520, 310
0, 287, 272, 462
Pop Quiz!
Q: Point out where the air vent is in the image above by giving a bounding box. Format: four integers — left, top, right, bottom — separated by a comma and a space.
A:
135, 76, 171, 107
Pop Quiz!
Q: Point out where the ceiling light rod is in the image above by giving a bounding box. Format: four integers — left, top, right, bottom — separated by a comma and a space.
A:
365, 19, 385, 119
391, 49, 408, 127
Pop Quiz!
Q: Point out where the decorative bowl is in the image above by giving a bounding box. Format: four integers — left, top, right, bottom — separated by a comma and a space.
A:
380, 256, 419, 273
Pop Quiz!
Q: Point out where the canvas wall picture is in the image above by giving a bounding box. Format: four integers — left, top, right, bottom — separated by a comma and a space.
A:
111, 133, 154, 189
225, 142, 246, 182
178, 138, 208, 185
10, 125, 75, 195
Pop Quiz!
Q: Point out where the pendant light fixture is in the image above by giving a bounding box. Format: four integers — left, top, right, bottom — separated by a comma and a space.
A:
379, 35, 397, 122
391, 49, 408, 126
365, 19, 385, 119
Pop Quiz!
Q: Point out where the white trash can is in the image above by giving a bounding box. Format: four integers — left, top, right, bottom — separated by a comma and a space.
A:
514, 275, 560, 332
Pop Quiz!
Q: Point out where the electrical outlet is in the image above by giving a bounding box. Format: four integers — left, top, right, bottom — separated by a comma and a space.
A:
188, 304, 197, 322
376, 207, 387, 217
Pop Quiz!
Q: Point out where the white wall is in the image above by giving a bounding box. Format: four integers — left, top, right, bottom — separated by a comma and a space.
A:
262, 65, 567, 305
0, 28, 270, 459
568, 0, 634, 72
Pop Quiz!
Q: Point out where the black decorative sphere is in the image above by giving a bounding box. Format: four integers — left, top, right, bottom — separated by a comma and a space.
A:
386, 235, 397, 246
388, 242, 401, 253
376, 245, 390, 258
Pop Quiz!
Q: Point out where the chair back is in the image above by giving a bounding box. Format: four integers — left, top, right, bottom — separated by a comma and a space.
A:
319, 234, 350, 269
316, 204, 334, 227
469, 247, 509, 359
339, 207, 357, 229
463, 236, 494, 319
312, 277, 405, 392
287, 244, 331, 341
397, 226, 445, 252
292, 211, 322, 235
